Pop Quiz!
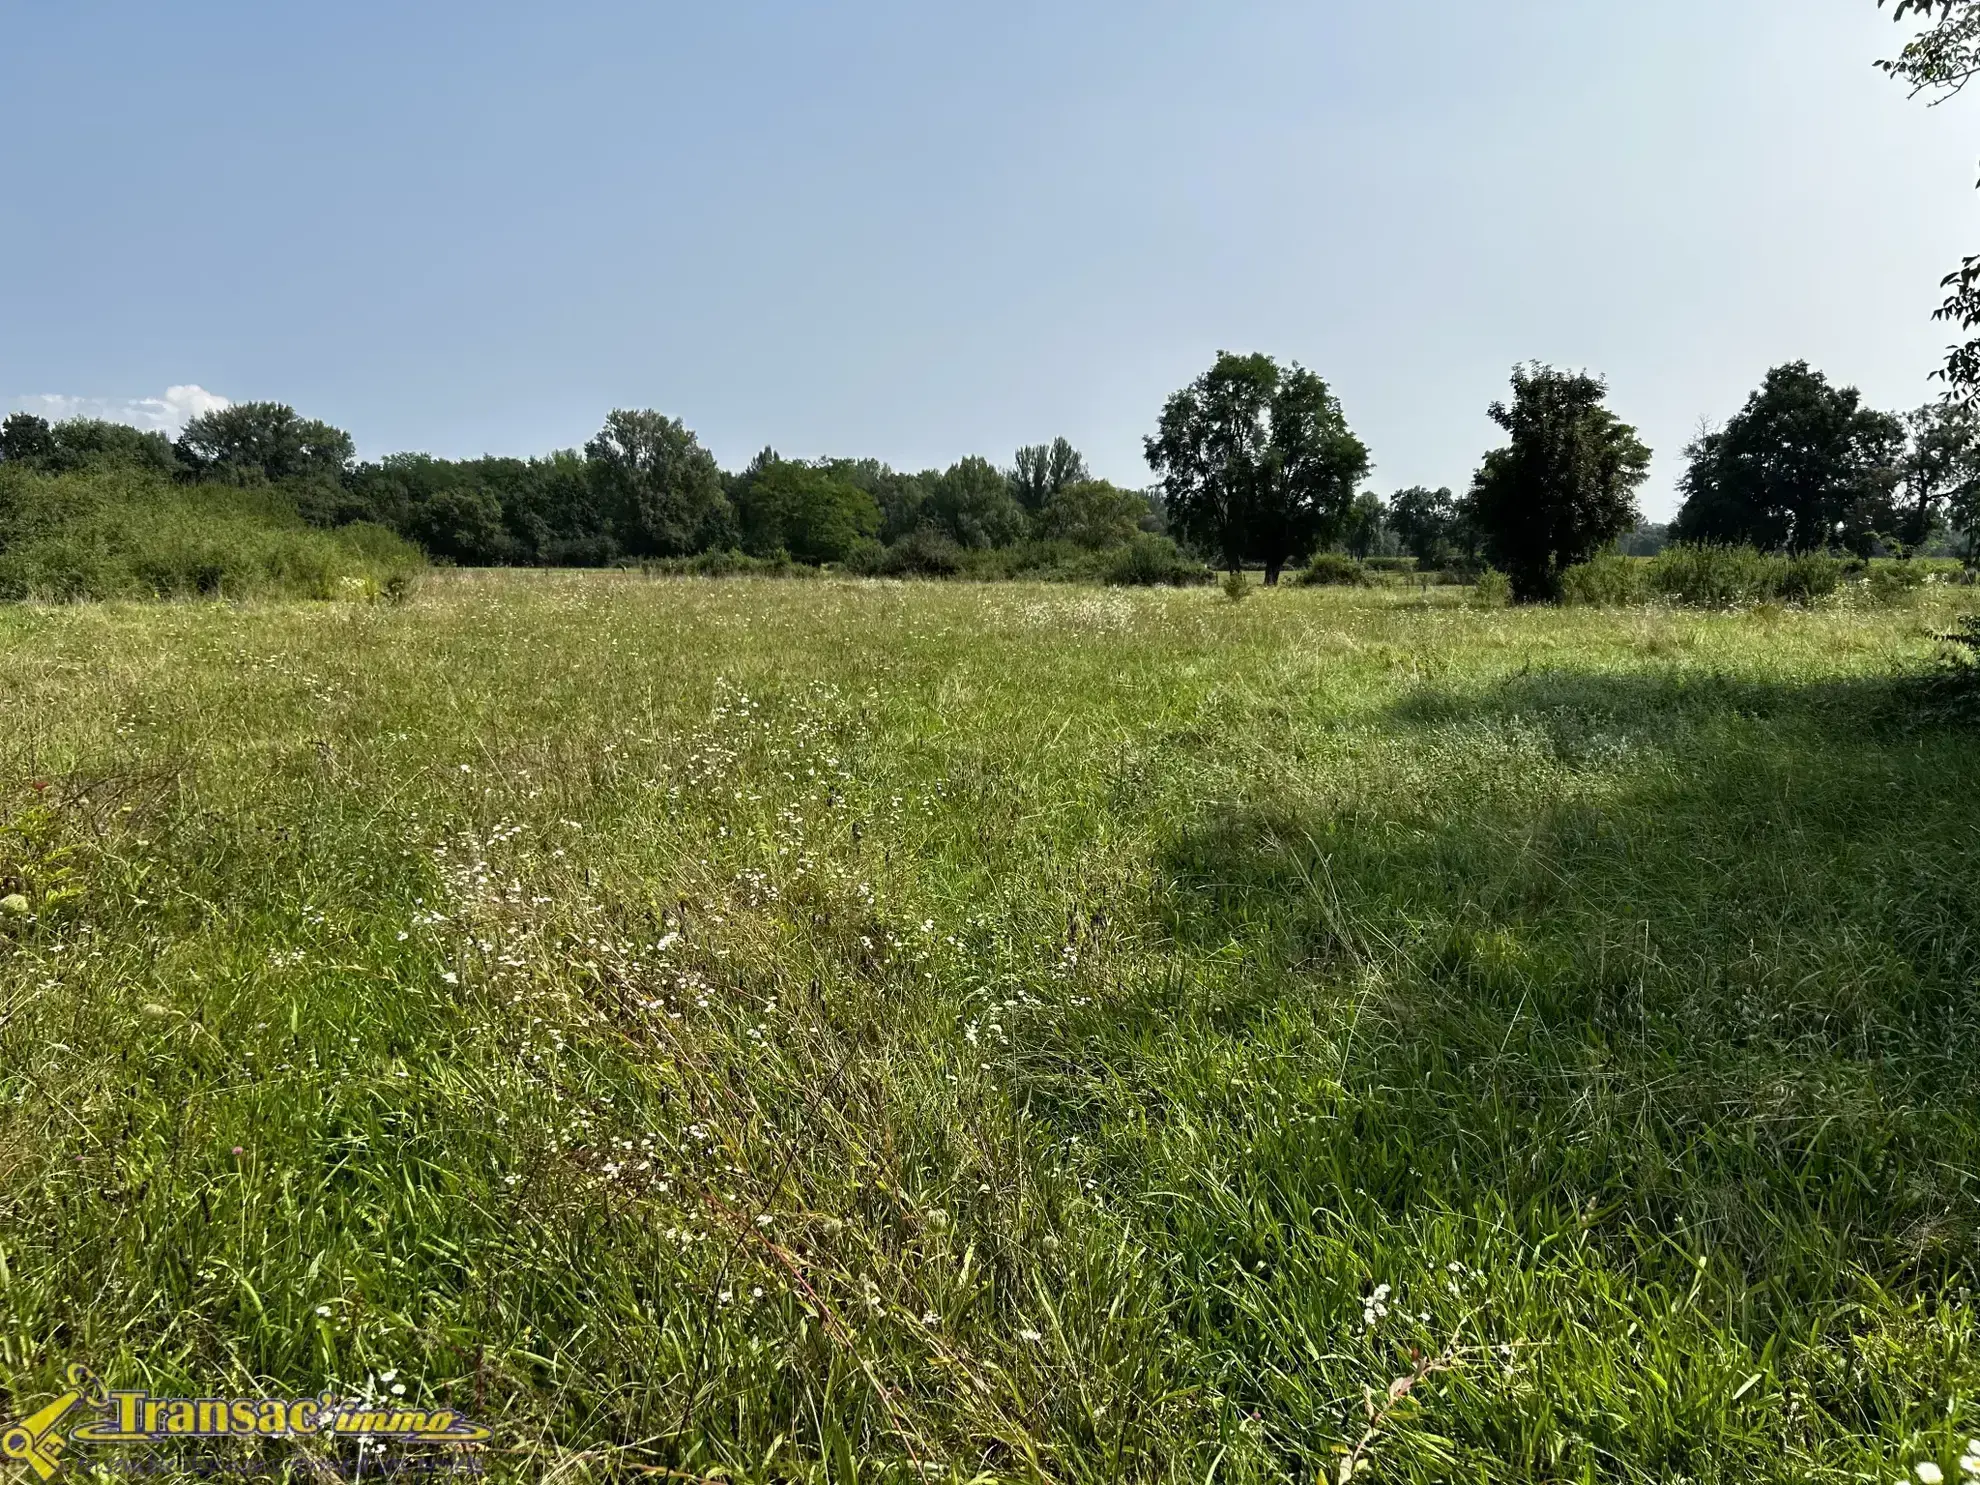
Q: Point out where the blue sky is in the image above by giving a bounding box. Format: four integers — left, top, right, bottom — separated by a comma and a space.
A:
2, 1, 1974, 516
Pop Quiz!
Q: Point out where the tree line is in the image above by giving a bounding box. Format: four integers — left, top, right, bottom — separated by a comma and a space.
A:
4, 350, 1976, 602
1146, 353, 1978, 601
0, 403, 1173, 574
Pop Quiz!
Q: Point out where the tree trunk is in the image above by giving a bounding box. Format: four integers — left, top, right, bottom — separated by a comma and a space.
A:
1264, 562, 1282, 586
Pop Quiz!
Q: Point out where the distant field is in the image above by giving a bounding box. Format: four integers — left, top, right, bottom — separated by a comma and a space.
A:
3, 572, 1980, 1482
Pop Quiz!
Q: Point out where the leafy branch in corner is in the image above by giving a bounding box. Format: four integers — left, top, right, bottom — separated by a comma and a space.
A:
1879, 0, 1980, 401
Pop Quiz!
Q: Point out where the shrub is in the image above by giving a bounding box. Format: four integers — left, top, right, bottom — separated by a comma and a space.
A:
0, 466, 422, 602
1221, 570, 1250, 602
1363, 555, 1417, 574
1295, 552, 1371, 587
1471, 569, 1512, 607
1776, 552, 1846, 604
963, 539, 1090, 582
1917, 613, 1980, 721
873, 527, 966, 578
1646, 544, 1771, 606
1104, 534, 1211, 588
1646, 544, 1843, 607
1559, 553, 1648, 606
1863, 561, 1927, 607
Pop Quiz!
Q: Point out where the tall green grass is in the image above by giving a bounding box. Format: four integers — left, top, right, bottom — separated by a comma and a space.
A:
0, 575, 1976, 1480
0, 465, 423, 601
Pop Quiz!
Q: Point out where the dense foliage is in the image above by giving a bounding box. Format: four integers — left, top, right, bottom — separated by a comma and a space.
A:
5, 343, 1977, 605
1144, 352, 1370, 583
1673, 363, 1908, 553
732, 453, 881, 564
1467, 365, 1652, 601
0, 403, 1183, 581
0, 462, 421, 601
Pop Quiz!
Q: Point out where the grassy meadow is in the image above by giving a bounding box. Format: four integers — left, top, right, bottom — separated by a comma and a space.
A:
2, 571, 1979, 1481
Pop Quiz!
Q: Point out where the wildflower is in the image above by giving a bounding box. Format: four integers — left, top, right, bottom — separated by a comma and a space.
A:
315, 1305, 331, 1317
390, 1384, 405, 1397
1919, 1465, 1946, 1485
231, 1146, 244, 1157
440, 971, 458, 984
1018, 1328, 1043, 1343
1363, 1282, 1392, 1329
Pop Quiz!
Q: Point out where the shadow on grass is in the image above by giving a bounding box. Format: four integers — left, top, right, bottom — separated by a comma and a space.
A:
1038, 665, 1980, 1457
1164, 666, 1980, 1252
1198, 670, 1972, 1190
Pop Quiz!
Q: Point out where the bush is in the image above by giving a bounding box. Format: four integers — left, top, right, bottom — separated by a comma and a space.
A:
1645, 544, 1843, 607
1559, 553, 1648, 606
0, 466, 423, 602
1471, 569, 1512, 607
1645, 544, 1771, 606
1776, 553, 1846, 604
1295, 552, 1371, 587
1917, 613, 1980, 721
1863, 561, 1928, 607
1363, 555, 1417, 574
864, 527, 966, 578
1103, 534, 1211, 588
961, 539, 1090, 582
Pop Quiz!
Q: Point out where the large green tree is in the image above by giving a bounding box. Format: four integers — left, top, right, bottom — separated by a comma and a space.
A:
406, 484, 515, 565
1340, 490, 1390, 559
733, 453, 882, 563
1143, 351, 1370, 583
1037, 479, 1148, 548
1672, 363, 1903, 554
1469, 364, 1650, 602
584, 410, 729, 557
1010, 438, 1090, 513
1880, 1, 1980, 399
0, 414, 58, 467
1386, 485, 1464, 567
1897, 400, 1980, 551
925, 457, 1028, 549
0, 414, 177, 476
176, 403, 354, 483
818, 459, 929, 543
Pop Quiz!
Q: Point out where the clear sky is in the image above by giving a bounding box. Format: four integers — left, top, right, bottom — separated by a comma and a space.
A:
2, 1, 1975, 517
